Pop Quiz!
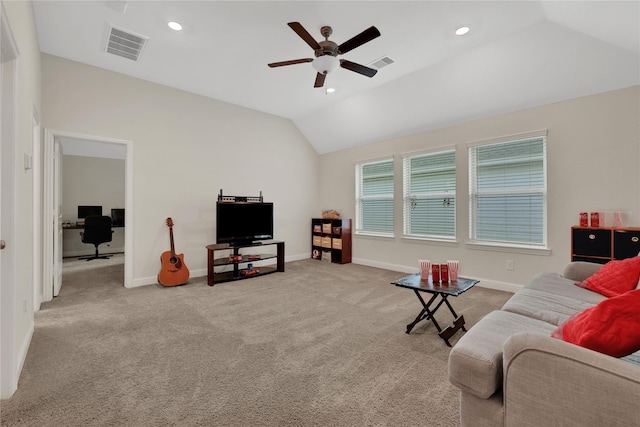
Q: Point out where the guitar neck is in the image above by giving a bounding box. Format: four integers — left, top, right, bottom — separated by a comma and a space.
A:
169, 227, 177, 257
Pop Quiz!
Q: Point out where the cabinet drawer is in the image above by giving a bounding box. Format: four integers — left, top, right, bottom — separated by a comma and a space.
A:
572, 229, 612, 258
614, 230, 640, 260
312, 236, 322, 247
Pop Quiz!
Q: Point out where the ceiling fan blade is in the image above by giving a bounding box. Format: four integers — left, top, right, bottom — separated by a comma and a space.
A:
340, 60, 378, 78
268, 58, 313, 68
314, 72, 326, 88
337, 26, 381, 54
288, 22, 322, 51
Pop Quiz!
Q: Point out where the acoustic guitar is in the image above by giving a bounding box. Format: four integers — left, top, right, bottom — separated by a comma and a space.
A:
158, 217, 190, 286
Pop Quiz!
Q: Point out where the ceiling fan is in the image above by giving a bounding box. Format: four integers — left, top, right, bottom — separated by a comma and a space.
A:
268, 22, 381, 88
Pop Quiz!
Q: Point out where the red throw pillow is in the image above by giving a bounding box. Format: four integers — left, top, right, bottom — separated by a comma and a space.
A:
580, 257, 640, 297
552, 289, 640, 357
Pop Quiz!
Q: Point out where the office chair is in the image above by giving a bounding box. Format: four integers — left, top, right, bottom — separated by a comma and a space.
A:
79, 215, 113, 261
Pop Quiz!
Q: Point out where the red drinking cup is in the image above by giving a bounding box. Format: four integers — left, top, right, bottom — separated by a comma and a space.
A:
432, 264, 440, 283
440, 263, 449, 282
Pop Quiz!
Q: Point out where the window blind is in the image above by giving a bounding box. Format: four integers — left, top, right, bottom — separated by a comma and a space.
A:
403, 150, 456, 239
469, 136, 546, 246
355, 159, 394, 234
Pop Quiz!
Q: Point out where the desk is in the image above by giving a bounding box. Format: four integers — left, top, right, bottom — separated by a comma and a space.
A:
62, 225, 125, 257
392, 273, 478, 346
62, 225, 124, 230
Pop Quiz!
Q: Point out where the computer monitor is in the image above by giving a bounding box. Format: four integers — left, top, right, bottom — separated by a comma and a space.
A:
77, 205, 102, 219
111, 208, 125, 226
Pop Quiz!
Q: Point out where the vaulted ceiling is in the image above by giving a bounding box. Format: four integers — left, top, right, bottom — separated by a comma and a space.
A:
32, 1, 640, 154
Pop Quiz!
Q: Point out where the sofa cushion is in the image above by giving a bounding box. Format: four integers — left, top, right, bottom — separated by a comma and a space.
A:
522, 272, 607, 305
581, 256, 640, 297
502, 288, 596, 326
448, 310, 556, 399
502, 272, 606, 325
552, 289, 640, 357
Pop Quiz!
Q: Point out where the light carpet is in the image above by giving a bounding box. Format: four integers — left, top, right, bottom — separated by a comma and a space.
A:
1, 259, 511, 426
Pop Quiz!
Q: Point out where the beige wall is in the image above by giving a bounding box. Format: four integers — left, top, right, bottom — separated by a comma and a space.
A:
41, 54, 320, 285
319, 86, 640, 289
61, 155, 125, 222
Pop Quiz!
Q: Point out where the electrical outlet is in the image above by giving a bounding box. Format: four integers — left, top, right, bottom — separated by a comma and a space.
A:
23, 298, 27, 313
506, 259, 514, 271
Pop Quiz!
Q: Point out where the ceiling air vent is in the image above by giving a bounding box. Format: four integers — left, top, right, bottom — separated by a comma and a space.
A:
368, 56, 394, 70
105, 25, 148, 61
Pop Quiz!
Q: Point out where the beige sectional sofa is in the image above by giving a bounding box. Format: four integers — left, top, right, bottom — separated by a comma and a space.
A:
448, 261, 640, 427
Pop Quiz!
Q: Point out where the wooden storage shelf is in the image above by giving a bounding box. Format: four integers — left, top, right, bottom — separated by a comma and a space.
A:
206, 240, 284, 286
311, 218, 351, 264
571, 226, 640, 264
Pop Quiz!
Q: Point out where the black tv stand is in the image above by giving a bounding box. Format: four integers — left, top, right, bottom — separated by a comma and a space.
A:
228, 241, 263, 247
206, 240, 284, 286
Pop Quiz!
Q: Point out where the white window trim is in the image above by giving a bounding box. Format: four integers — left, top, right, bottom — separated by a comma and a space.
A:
402, 146, 457, 242
467, 130, 549, 251
354, 156, 395, 238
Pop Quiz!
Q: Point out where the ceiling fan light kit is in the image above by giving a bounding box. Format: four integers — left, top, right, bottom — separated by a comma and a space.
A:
312, 56, 339, 74
268, 22, 381, 88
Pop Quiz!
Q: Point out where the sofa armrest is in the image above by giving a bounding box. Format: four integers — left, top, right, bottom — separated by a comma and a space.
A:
503, 332, 640, 427
562, 261, 602, 282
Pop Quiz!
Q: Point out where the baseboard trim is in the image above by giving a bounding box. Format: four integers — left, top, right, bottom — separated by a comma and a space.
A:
470, 277, 522, 293
353, 258, 521, 294
129, 254, 522, 293
14, 320, 35, 395
129, 256, 308, 288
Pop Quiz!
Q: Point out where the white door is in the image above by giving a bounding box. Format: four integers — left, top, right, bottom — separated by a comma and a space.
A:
52, 140, 63, 296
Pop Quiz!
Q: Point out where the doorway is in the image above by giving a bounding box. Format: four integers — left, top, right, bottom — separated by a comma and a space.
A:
43, 130, 133, 302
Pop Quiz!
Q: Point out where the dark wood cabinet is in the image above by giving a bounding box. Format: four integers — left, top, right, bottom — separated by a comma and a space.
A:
571, 227, 640, 264
312, 218, 351, 264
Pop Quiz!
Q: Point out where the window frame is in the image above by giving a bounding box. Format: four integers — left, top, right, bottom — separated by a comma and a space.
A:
354, 157, 395, 237
402, 147, 457, 242
467, 131, 548, 251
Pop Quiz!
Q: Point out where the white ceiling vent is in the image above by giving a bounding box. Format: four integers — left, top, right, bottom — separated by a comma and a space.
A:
368, 56, 394, 70
105, 25, 148, 61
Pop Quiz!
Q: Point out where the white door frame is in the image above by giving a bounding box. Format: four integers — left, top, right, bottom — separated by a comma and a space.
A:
32, 109, 41, 311
52, 138, 62, 297
43, 129, 133, 301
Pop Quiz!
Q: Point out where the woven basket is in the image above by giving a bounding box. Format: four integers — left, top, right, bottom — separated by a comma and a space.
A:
321, 210, 341, 219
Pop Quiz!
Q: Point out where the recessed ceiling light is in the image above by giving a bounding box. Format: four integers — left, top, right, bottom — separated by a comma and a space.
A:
168, 21, 183, 31
455, 26, 470, 36
325, 88, 336, 95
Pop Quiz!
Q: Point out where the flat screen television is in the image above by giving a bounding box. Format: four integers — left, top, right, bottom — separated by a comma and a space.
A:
78, 205, 102, 219
216, 202, 274, 245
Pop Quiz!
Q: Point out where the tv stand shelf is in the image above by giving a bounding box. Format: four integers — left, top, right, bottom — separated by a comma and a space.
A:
206, 240, 284, 286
